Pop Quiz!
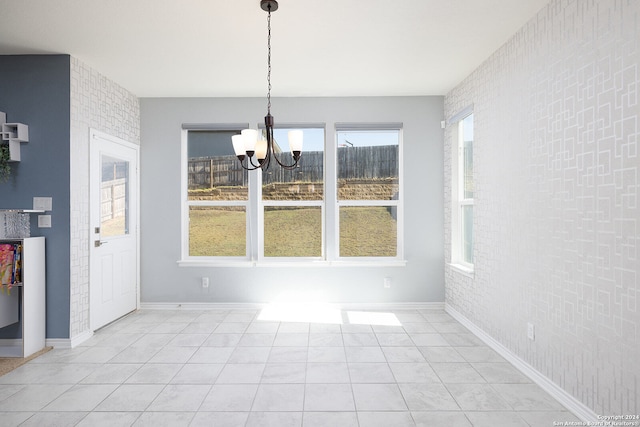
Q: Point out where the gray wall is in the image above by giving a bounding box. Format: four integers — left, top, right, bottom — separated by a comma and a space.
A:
140, 96, 444, 303
0, 55, 71, 338
444, 0, 639, 416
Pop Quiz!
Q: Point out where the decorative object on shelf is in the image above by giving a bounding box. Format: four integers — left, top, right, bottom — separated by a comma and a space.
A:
0, 143, 10, 183
0, 243, 15, 291
0, 242, 21, 294
0, 210, 38, 239
231, 0, 303, 171
0, 111, 30, 181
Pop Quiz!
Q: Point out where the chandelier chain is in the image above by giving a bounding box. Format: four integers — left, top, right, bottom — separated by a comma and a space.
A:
267, 5, 272, 114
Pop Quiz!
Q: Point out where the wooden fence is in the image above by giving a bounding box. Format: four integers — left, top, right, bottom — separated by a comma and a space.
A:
188, 145, 398, 189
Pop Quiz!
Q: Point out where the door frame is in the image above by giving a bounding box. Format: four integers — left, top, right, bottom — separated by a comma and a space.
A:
89, 128, 141, 331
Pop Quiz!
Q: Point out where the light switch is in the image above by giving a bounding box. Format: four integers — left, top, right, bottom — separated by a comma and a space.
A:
38, 215, 52, 228
33, 197, 53, 211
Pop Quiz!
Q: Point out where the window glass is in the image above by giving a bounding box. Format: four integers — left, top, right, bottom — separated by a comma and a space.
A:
188, 130, 248, 201
462, 205, 473, 264
263, 206, 322, 257
187, 130, 248, 257
462, 115, 474, 199
453, 113, 474, 267
183, 124, 402, 262
339, 206, 397, 257
337, 128, 400, 258
101, 155, 129, 237
261, 128, 324, 259
337, 130, 399, 201
189, 206, 246, 256
262, 128, 324, 201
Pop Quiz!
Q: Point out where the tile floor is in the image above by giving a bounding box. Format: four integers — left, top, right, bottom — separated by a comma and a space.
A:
0, 308, 581, 426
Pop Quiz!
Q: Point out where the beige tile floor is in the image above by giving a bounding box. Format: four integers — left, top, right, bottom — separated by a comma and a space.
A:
0, 308, 581, 426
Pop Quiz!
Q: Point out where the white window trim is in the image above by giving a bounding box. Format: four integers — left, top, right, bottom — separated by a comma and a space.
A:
334, 124, 404, 262
179, 122, 406, 267
180, 126, 252, 262
450, 110, 474, 272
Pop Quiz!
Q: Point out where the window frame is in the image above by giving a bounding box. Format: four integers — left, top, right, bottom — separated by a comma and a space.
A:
179, 122, 405, 267
450, 109, 474, 272
180, 124, 252, 263
257, 123, 326, 262
334, 124, 404, 262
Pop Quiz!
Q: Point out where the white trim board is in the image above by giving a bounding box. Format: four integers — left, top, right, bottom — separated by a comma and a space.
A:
445, 304, 598, 423
140, 302, 445, 311
46, 329, 94, 349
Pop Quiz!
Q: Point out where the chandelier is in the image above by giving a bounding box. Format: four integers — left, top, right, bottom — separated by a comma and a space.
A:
231, 0, 303, 171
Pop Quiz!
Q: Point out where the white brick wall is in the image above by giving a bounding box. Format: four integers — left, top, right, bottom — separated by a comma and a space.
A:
69, 57, 139, 338
444, 0, 639, 416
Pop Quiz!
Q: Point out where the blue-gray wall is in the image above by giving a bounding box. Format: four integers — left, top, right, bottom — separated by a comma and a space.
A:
0, 55, 71, 338
140, 96, 444, 304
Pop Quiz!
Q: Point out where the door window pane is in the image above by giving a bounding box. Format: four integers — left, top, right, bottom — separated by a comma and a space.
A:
264, 206, 322, 257
337, 130, 399, 201
339, 206, 397, 257
189, 206, 246, 256
101, 155, 128, 237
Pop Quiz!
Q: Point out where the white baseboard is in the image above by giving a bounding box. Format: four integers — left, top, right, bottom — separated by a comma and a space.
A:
45, 338, 72, 349
46, 329, 93, 349
0, 339, 21, 357
140, 302, 445, 311
445, 304, 598, 423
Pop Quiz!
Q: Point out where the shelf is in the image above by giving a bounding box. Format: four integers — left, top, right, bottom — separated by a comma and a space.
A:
0, 111, 29, 163
0, 209, 44, 214
0, 237, 46, 357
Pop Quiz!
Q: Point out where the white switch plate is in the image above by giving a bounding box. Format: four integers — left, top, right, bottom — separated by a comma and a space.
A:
33, 197, 53, 211
527, 322, 535, 341
38, 215, 52, 228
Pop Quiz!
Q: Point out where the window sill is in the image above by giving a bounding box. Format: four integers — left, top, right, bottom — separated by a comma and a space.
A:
449, 263, 474, 278
178, 259, 408, 268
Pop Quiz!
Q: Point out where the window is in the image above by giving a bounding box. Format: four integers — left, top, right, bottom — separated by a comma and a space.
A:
261, 127, 324, 258
336, 127, 401, 258
182, 123, 403, 264
185, 129, 248, 258
452, 113, 474, 269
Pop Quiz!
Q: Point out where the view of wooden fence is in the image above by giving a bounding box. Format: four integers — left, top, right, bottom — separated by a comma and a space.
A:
188, 145, 398, 189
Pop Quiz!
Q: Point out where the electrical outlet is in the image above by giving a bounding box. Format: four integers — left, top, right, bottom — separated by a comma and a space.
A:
383, 277, 392, 289
201, 277, 209, 288
527, 322, 535, 341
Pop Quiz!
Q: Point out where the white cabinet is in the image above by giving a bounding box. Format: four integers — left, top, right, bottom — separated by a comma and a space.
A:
0, 237, 45, 357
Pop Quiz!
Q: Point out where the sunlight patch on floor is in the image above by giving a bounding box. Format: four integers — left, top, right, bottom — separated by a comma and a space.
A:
346, 311, 402, 326
257, 303, 343, 324
257, 303, 402, 327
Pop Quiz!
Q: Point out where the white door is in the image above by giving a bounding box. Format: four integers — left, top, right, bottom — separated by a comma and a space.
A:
89, 129, 139, 330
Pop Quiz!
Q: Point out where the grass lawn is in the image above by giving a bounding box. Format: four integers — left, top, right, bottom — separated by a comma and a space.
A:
189, 206, 396, 257
189, 207, 246, 256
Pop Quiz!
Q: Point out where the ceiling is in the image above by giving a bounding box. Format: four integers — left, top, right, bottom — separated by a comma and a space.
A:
0, 0, 550, 98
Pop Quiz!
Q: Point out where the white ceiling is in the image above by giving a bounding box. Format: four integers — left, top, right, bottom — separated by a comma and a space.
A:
0, 0, 550, 98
